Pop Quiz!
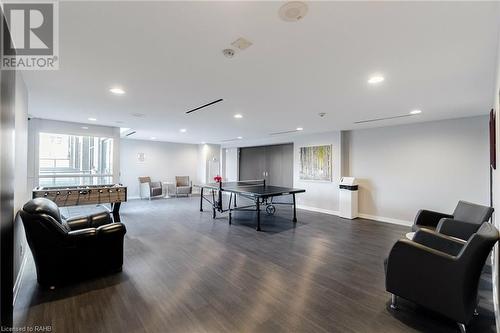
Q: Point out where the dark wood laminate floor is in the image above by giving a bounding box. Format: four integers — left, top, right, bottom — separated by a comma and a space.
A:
14, 197, 495, 333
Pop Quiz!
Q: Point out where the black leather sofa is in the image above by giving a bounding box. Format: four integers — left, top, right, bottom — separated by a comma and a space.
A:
412, 200, 493, 240
385, 223, 499, 333
19, 198, 126, 288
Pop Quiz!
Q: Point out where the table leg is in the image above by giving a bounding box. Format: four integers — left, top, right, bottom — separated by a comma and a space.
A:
292, 193, 297, 223
256, 198, 262, 231
218, 188, 223, 211
112, 202, 121, 223
200, 187, 204, 212
112, 202, 121, 215
234, 194, 237, 207
212, 190, 216, 219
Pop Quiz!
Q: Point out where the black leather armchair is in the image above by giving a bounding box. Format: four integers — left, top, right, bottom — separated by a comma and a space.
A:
385, 223, 499, 333
19, 198, 126, 288
412, 201, 493, 237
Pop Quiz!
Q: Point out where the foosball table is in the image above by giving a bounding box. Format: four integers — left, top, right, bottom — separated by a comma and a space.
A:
32, 184, 127, 222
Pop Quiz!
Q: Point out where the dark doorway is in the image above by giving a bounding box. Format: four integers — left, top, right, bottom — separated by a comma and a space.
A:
239, 143, 293, 187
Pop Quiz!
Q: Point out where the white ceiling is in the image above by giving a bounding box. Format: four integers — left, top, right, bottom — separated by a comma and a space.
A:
24, 1, 500, 144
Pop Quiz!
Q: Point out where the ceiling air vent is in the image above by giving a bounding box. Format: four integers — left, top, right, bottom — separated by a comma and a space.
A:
185, 99, 223, 114
354, 114, 413, 124
270, 129, 300, 136
231, 38, 253, 51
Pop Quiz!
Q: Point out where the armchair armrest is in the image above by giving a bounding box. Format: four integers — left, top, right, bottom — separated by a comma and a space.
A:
413, 228, 466, 256
413, 209, 453, 230
437, 218, 482, 241
386, 239, 458, 294
150, 181, 162, 189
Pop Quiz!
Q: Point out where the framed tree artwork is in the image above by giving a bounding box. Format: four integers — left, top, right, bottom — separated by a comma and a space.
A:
299, 145, 332, 181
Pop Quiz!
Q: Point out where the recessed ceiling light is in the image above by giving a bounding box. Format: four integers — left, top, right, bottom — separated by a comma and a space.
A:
368, 76, 385, 85
410, 109, 422, 115
81, 126, 88, 130
201, 141, 206, 144
110, 87, 125, 95
150, 137, 156, 140
88, 117, 97, 121
180, 129, 187, 133
237, 136, 243, 140
234, 114, 243, 119
296, 127, 303, 131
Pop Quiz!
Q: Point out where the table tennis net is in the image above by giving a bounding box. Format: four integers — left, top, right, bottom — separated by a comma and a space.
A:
219, 179, 265, 188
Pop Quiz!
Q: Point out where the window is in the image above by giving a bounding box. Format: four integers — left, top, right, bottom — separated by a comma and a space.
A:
38, 132, 113, 187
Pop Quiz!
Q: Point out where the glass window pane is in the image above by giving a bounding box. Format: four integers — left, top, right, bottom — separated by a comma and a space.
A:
38, 133, 114, 187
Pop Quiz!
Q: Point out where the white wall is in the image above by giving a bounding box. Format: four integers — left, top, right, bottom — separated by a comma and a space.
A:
13, 72, 29, 294
347, 116, 489, 224
120, 139, 201, 198
14, 73, 29, 211
197, 144, 221, 185
491, 21, 500, 332
224, 148, 238, 181
293, 132, 342, 213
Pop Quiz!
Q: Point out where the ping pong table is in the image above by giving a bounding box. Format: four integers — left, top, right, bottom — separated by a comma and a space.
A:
195, 179, 306, 231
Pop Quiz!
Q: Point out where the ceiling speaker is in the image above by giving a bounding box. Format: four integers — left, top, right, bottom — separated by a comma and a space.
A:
222, 48, 235, 58
279, 1, 308, 22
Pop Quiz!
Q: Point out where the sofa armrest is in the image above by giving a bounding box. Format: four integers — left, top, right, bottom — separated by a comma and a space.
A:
413, 228, 466, 256
413, 209, 453, 230
437, 218, 482, 241
97, 222, 126, 236
66, 211, 112, 230
65, 216, 89, 230
89, 211, 112, 228
67, 227, 97, 246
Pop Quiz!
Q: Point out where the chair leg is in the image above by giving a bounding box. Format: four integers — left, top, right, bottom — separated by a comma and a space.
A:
474, 308, 479, 316
390, 294, 398, 310
457, 323, 466, 333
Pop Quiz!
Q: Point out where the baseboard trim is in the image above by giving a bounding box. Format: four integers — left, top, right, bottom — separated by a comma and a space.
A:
297, 205, 339, 216
128, 194, 201, 201
297, 205, 412, 227
358, 213, 412, 227
13, 251, 27, 306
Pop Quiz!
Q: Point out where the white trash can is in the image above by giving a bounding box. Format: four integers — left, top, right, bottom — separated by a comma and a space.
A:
339, 177, 358, 219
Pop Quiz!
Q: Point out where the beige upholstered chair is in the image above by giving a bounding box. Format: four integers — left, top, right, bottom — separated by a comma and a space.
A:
138, 177, 163, 200
175, 176, 192, 197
